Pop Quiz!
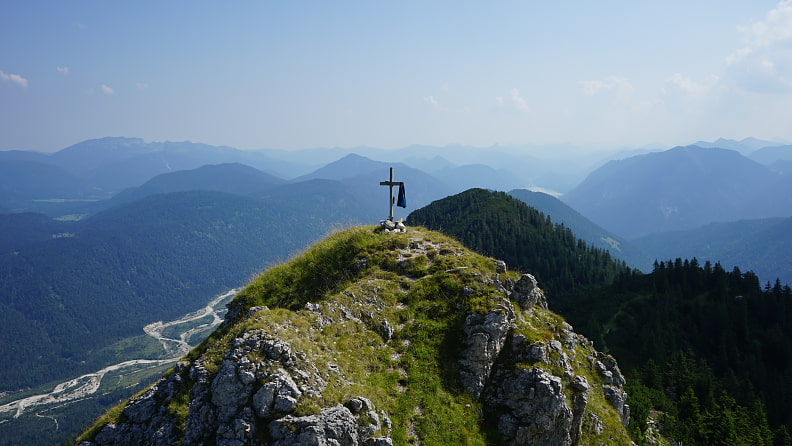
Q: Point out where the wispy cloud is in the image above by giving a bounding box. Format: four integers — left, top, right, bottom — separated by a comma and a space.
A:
725, 0, 792, 92
510, 88, 531, 112
666, 73, 717, 98
135, 82, 149, 90
423, 95, 469, 113
100, 84, 115, 95
579, 76, 633, 97
0, 69, 28, 88
424, 95, 441, 109
56, 66, 70, 75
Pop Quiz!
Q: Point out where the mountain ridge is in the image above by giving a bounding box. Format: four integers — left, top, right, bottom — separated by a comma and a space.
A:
563, 145, 791, 238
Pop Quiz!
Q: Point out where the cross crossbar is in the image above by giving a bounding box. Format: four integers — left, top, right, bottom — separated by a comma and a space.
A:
379, 167, 405, 221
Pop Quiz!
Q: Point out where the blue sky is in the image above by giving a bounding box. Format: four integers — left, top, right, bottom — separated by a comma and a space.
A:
1, 1, 791, 152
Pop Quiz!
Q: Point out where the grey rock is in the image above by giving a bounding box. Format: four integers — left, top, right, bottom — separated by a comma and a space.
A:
485, 367, 575, 446
380, 319, 394, 342
603, 385, 630, 426
588, 413, 603, 435
345, 396, 373, 414
458, 299, 516, 398
253, 382, 279, 418
352, 258, 368, 273
269, 405, 359, 446
510, 274, 548, 310
569, 375, 590, 393
274, 395, 298, 413
211, 360, 254, 422
596, 352, 626, 387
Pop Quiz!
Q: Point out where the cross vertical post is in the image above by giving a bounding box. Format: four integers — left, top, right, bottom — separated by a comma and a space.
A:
379, 167, 404, 222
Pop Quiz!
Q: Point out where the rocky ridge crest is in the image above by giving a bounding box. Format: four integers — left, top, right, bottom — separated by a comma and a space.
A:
79, 227, 631, 445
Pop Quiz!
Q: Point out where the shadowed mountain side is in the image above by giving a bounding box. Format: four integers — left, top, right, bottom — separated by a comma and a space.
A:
0, 212, 70, 251
291, 153, 402, 182
434, 164, 529, 193
690, 137, 778, 155
631, 216, 792, 286
750, 145, 792, 166
508, 189, 651, 270
563, 146, 789, 238
51, 137, 302, 191
109, 163, 285, 205
258, 179, 381, 225
0, 160, 95, 211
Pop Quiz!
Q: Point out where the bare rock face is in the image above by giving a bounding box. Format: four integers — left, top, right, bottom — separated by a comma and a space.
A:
269, 405, 359, 446
485, 367, 576, 445
510, 273, 548, 310
83, 327, 391, 446
458, 298, 516, 398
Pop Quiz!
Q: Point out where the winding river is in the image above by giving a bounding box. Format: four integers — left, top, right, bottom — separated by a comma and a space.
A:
0, 288, 238, 419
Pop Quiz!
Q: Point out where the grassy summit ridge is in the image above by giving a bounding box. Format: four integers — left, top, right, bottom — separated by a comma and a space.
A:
79, 226, 631, 445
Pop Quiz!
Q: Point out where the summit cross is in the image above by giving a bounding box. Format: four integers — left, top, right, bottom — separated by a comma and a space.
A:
379, 167, 406, 222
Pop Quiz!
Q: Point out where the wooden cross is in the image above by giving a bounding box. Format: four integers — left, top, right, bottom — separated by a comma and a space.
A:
379, 167, 405, 221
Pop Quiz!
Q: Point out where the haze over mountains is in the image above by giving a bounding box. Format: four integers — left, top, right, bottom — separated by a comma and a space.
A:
2, 135, 792, 443
3, 136, 792, 282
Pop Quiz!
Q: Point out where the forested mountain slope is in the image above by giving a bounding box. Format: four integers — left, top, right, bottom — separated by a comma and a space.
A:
559, 260, 792, 444
0, 190, 369, 391
407, 188, 633, 301
508, 188, 651, 270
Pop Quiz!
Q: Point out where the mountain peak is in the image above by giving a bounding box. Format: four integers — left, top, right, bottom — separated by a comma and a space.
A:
79, 226, 631, 445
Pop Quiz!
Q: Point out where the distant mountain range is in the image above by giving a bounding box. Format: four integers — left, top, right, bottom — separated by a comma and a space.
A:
690, 137, 780, 155
749, 144, 792, 166
508, 189, 651, 269
631, 216, 792, 286
563, 145, 792, 238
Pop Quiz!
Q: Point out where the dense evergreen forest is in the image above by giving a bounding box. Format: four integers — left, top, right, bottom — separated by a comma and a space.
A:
408, 188, 792, 445
563, 261, 792, 445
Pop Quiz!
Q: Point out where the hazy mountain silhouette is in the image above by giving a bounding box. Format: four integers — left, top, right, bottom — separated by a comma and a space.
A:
563, 146, 791, 238
749, 145, 792, 166
508, 189, 651, 269
111, 163, 285, 206
632, 216, 792, 286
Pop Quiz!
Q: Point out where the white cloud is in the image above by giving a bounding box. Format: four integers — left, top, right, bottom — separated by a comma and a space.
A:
423, 95, 469, 113
510, 88, 531, 112
579, 76, 634, 97
580, 80, 607, 96
56, 66, 70, 75
101, 84, 115, 95
136, 82, 149, 90
666, 73, 717, 98
726, 0, 792, 92
424, 95, 440, 109
0, 69, 28, 88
